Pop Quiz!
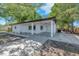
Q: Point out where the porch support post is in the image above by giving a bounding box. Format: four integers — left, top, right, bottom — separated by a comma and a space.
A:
51, 20, 54, 37
31, 23, 34, 35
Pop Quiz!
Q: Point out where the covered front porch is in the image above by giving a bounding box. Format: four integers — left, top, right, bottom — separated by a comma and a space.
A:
29, 20, 56, 37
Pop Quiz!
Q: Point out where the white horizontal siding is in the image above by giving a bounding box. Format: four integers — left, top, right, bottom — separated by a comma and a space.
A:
12, 20, 56, 35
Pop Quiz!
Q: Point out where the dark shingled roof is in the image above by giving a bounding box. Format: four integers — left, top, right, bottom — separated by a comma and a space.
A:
11, 17, 56, 25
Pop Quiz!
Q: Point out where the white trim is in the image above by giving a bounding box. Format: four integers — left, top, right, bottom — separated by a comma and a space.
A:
51, 20, 54, 37
31, 23, 34, 35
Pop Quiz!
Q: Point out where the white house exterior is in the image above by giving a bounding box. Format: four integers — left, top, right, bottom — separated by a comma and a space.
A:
12, 17, 56, 37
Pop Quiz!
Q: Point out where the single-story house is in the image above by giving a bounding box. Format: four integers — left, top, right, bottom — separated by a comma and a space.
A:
12, 17, 56, 37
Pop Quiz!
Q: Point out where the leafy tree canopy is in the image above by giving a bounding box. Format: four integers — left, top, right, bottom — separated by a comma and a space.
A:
49, 3, 79, 30
0, 3, 43, 24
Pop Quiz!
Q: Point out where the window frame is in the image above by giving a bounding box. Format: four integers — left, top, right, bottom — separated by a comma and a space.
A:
40, 25, 43, 30
14, 26, 16, 29
33, 25, 36, 30
28, 25, 32, 30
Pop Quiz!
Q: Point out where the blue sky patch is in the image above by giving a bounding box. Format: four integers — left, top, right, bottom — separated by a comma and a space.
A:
36, 8, 49, 17
73, 20, 79, 27
36, 3, 54, 17
0, 17, 6, 25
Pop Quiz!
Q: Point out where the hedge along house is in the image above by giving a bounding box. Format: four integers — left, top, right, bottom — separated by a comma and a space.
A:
12, 17, 56, 37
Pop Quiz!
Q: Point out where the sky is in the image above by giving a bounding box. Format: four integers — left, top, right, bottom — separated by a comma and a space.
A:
36, 3, 54, 17
73, 20, 79, 27
0, 17, 6, 25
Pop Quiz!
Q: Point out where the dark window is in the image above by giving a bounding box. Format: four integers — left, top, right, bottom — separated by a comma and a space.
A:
15, 26, 16, 29
33, 25, 36, 30
28, 26, 32, 30
40, 25, 43, 30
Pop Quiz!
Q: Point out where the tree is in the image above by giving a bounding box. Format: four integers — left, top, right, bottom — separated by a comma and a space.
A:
0, 3, 43, 24
49, 3, 79, 32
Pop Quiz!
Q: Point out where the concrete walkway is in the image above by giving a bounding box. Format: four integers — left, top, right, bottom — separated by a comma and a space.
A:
1, 32, 79, 45
1, 32, 50, 44
51, 32, 79, 45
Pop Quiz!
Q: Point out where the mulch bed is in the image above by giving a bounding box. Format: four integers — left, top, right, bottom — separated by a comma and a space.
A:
40, 40, 79, 56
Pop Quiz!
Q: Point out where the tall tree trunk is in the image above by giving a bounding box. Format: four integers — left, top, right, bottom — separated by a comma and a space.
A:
71, 19, 74, 33
67, 23, 70, 32
61, 22, 64, 31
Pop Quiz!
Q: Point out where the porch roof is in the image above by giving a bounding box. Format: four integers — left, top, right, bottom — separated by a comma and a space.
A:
11, 17, 56, 25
